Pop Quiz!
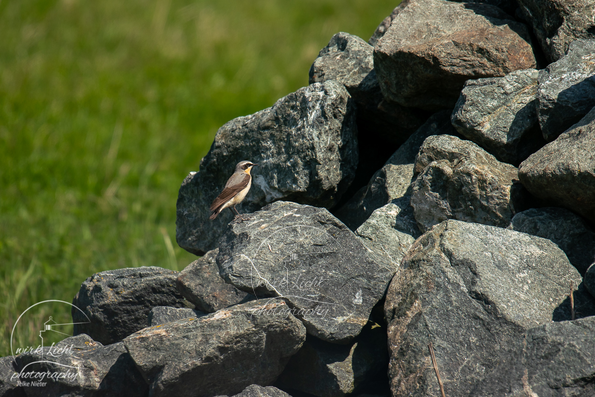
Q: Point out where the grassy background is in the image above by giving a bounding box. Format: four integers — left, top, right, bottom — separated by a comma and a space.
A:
0, 0, 397, 356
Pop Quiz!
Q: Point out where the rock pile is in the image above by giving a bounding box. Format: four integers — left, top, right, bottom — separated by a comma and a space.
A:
3, 0, 595, 396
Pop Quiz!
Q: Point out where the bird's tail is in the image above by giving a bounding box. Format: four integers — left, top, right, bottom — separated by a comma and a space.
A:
209, 209, 220, 220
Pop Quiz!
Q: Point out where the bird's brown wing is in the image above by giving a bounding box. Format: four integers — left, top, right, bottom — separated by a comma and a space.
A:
209, 172, 250, 213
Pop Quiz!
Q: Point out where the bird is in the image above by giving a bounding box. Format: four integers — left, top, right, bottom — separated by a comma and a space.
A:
209, 160, 258, 220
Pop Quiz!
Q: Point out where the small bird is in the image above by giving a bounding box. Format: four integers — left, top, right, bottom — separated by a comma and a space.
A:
209, 160, 258, 220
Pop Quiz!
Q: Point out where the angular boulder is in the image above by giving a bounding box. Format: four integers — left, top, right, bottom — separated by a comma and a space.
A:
451, 68, 545, 165
537, 39, 595, 141
124, 299, 306, 397
176, 80, 358, 255
177, 248, 254, 313
13, 334, 147, 397
72, 266, 186, 345
510, 207, 595, 275
374, 0, 536, 109
519, 106, 595, 223
335, 110, 454, 230
411, 134, 527, 232
217, 201, 394, 344
355, 198, 420, 270
517, 0, 595, 62
385, 220, 583, 395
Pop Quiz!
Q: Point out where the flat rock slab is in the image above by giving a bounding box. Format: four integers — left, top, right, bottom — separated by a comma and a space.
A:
510, 207, 595, 275
411, 134, 527, 232
537, 39, 595, 141
519, 106, 595, 223
517, 0, 595, 62
124, 299, 306, 397
217, 201, 394, 344
176, 80, 358, 255
452, 69, 545, 165
385, 219, 583, 396
13, 334, 147, 397
72, 266, 186, 345
177, 248, 255, 313
374, 0, 536, 109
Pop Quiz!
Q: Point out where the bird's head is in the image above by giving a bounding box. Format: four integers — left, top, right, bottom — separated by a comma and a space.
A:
235, 160, 257, 174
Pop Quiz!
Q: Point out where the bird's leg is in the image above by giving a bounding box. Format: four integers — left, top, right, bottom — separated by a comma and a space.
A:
231, 205, 247, 221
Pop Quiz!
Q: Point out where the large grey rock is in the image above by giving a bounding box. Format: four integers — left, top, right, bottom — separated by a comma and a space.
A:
124, 299, 306, 397
335, 110, 454, 230
72, 266, 186, 345
537, 39, 595, 141
510, 207, 595, 275
177, 248, 254, 312
177, 80, 358, 255
216, 201, 394, 344
148, 306, 206, 326
411, 134, 527, 232
517, 0, 595, 62
385, 220, 584, 396
275, 324, 389, 397
374, 0, 536, 110
451, 69, 545, 165
13, 334, 148, 397
519, 106, 595, 223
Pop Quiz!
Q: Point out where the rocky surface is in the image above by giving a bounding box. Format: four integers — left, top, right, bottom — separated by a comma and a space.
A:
586, 264, 595, 298
275, 324, 389, 397
124, 299, 306, 397
451, 68, 545, 165
374, 0, 536, 110
411, 134, 528, 232
9, 3, 595, 396
12, 334, 147, 397
519, 106, 595, 223
385, 219, 586, 396
72, 266, 186, 345
537, 39, 595, 141
355, 198, 420, 271
517, 0, 595, 62
216, 201, 394, 344
510, 207, 595, 275
177, 80, 358, 255
149, 306, 206, 326
335, 110, 455, 230
227, 384, 291, 397
177, 248, 254, 312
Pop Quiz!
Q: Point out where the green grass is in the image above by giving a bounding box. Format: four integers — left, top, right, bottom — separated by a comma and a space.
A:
0, 0, 397, 356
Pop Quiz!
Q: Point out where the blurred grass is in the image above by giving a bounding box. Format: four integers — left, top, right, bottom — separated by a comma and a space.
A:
0, 0, 397, 356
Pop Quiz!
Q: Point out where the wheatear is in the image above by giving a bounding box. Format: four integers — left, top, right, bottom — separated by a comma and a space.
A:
209, 160, 257, 220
